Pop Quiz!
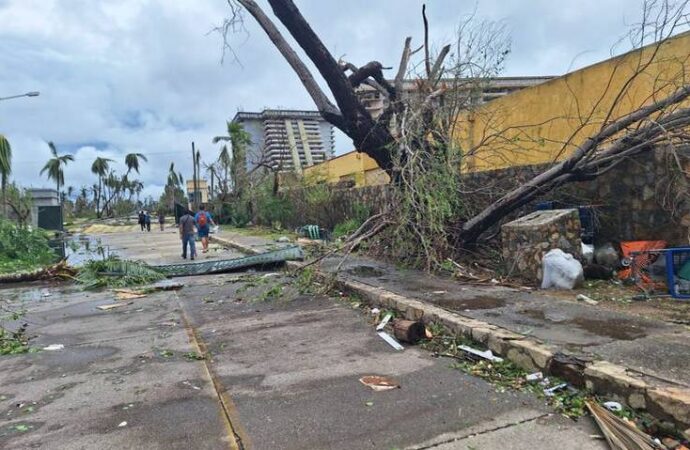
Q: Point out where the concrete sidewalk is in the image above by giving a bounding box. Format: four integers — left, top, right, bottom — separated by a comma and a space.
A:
9, 228, 601, 449
212, 229, 690, 433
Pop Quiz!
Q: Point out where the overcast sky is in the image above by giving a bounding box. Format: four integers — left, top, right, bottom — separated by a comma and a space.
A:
0, 0, 646, 199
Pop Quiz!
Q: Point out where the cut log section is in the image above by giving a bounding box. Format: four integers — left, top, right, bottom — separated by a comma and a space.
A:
392, 320, 426, 344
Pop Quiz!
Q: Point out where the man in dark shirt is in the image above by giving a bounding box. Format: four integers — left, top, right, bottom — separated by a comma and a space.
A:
179, 212, 197, 260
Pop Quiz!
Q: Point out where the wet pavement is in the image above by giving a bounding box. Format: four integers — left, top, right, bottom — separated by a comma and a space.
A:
215, 230, 690, 390
0, 229, 608, 449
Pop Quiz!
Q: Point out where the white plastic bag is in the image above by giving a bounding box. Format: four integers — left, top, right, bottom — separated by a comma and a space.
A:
541, 249, 584, 290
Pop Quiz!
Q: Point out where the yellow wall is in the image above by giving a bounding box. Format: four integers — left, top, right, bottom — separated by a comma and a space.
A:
300, 31, 690, 183
302, 151, 390, 187
458, 31, 690, 172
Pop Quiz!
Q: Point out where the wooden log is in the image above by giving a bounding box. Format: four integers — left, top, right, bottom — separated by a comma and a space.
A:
392, 319, 426, 344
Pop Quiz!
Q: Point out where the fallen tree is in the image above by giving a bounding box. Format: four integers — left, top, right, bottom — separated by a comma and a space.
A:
219, 0, 690, 265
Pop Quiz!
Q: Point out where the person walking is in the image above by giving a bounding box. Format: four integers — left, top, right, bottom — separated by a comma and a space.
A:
144, 210, 151, 232
194, 204, 215, 254
138, 210, 145, 232
179, 211, 196, 260
158, 211, 165, 231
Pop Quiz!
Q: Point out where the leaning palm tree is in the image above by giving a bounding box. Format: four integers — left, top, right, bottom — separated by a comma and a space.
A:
40, 142, 74, 200
91, 157, 112, 217
0, 135, 12, 217
124, 152, 148, 175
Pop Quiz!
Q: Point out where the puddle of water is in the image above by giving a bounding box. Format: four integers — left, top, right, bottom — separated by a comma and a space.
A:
435, 296, 507, 311
520, 309, 647, 340
571, 317, 647, 340
64, 234, 111, 267
348, 265, 386, 278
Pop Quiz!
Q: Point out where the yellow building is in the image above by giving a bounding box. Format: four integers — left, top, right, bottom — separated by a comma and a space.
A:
300, 31, 690, 183
186, 179, 209, 207
458, 30, 690, 171
302, 150, 389, 187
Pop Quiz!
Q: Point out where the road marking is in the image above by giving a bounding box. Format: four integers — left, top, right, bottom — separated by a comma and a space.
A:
175, 291, 250, 450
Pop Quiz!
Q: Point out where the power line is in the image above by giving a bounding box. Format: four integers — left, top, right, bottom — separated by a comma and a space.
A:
11, 148, 221, 166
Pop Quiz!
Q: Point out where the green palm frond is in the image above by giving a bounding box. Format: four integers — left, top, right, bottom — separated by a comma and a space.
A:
125, 153, 148, 174
76, 256, 166, 290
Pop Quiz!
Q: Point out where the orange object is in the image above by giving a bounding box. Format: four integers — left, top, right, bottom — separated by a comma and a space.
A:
618, 240, 666, 288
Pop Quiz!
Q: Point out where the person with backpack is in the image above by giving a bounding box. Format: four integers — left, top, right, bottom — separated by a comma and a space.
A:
194, 204, 215, 254
179, 211, 196, 260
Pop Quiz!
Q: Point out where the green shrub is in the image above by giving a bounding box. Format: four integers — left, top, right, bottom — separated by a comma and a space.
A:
0, 220, 58, 273
332, 203, 371, 238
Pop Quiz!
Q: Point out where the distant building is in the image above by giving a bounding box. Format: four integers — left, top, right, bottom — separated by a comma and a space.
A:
186, 179, 209, 208
355, 76, 555, 118
232, 109, 335, 173
26, 188, 62, 230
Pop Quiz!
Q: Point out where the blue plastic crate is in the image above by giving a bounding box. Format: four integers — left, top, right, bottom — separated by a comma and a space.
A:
664, 247, 690, 299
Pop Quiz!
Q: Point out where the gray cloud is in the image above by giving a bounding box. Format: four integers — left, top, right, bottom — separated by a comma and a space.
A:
0, 0, 649, 199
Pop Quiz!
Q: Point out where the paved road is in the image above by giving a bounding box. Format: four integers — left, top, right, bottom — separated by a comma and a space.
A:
0, 231, 605, 449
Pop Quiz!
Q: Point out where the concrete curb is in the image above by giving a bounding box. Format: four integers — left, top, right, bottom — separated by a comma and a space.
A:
211, 234, 690, 434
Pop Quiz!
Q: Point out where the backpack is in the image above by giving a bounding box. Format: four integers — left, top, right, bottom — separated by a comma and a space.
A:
197, 212, 208, 227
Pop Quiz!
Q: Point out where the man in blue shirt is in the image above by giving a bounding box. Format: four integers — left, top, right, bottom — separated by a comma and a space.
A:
194, 204, 215, 254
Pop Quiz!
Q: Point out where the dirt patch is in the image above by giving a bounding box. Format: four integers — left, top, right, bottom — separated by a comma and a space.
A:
435, 296, 507, 311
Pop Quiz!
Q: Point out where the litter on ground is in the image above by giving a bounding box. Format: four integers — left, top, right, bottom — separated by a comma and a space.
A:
458, 345, 504, 363
377, 331, 404, 351
376, 312, 393, 331
97, 303, 129, 311
43, 344, 64, 351
359, 375, 400, 391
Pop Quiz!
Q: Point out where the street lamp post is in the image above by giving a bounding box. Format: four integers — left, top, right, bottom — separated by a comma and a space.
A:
0, 91, 40, 102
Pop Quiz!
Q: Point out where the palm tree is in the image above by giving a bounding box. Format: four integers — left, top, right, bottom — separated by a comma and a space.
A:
166, 162, 184, 211
0, 135, 12, 217
40, 142, 74, 199
213, 121, 249, 198
125, 152, 148, 175
91, 157, 112, 217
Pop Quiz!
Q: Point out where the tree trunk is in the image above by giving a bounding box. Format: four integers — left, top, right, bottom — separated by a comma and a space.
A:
392, 319, 426, 344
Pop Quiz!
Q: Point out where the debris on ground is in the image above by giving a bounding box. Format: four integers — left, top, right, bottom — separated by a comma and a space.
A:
43, 344, 64, 351
525, 371, 544, 382
376, 312, 393, 331
359, 375, 400, 392
586, 400, 661, 450
377, 331, 404, 351
595, 243, 620, 268
97, 303, 129, 311
458, 345, 504, 363
603, 401, 623, 412
0, 260, 77, 284
114, 290, 148, 300
543, 382, 569, 396
117, 421, 128, 428
576, 294, 599, 305
541, 249, 584, 290
113, 280, 184, 299
153, 245, 303, 277
77, 257, 166, 289
392, 319, 426, 344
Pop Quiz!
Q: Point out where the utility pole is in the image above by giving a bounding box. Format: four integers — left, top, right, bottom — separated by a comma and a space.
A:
191, 142, 197, 211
